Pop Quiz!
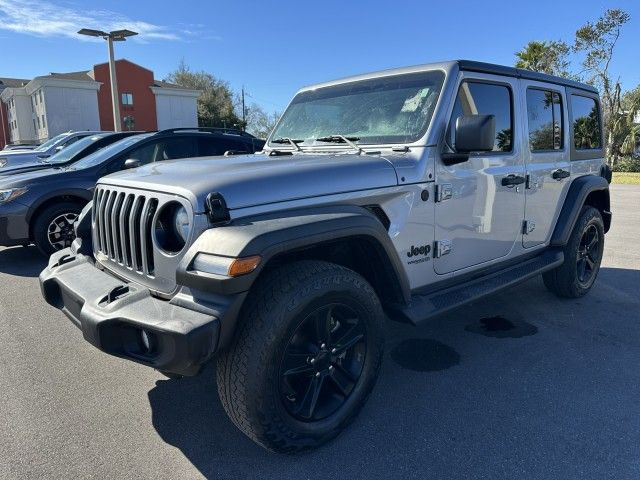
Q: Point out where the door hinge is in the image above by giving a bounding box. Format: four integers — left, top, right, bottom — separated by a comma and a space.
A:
434, 239, 452, 258
435, 183, 453, 203
522, 220, 536, 235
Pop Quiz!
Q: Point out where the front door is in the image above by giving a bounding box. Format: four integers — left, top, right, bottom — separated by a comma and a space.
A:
520, 80, 571, 248
434, 73, 526, 275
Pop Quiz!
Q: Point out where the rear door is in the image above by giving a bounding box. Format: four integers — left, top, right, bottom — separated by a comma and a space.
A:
520, 81, 571, 248
434, 73, 526, 275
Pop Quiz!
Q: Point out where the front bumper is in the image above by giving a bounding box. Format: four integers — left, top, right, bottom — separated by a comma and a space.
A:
0, 201, 30, 246
39, 249, 221, 376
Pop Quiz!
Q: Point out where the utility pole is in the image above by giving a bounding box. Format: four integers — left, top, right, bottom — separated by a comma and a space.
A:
78, 28, 138, 133
241, 86, 246, 131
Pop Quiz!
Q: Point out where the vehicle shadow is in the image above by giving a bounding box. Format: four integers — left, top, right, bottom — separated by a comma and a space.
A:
147, 267, 640, 479
0, 246, 47, 277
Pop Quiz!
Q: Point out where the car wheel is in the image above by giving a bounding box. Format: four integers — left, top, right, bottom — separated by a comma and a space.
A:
543, 206, 605, 298
216, 260, 385, 453
33, 202, 82, 257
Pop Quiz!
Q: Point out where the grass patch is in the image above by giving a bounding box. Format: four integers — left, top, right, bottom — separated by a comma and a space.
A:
612, 172, 640, 185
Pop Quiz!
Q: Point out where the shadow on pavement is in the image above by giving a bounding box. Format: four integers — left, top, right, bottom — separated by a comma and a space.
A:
0, 246, 47, 277
146, 266, 640, 479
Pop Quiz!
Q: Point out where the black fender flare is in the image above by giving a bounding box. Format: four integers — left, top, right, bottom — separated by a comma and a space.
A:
550, 175, 611, 247
176, 205, 411, 302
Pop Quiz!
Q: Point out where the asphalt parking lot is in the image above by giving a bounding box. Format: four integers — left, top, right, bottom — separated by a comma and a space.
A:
1, 185, 639, 480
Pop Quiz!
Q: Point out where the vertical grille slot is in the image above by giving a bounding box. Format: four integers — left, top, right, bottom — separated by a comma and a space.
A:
92, 185, 176, 288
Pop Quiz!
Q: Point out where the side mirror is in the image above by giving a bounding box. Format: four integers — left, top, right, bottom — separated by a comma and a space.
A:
38, 154, 50, 159
55, 145, 64, 151
124, 158, 141, 169
455, 114, 496, 153
442, 114, 496, 166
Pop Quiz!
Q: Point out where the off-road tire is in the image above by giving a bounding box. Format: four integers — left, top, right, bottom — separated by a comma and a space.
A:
543, 206, 605, 298
216, 260, 385, 453
32, 202, 83, 257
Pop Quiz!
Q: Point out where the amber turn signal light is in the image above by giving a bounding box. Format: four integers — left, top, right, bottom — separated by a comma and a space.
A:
228, 255, 261, 277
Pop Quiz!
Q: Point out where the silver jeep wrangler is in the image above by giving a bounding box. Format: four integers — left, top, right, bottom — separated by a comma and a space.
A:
40, 60, 612, 453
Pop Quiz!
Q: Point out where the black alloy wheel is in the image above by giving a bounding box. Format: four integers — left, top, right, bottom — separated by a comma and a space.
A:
279, 303, 366, 422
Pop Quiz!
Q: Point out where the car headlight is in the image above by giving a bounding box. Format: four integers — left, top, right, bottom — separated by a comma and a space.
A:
174, 205, 190, 243
154, 202, 190, 253
0, 157, 7, 168
0, 187, 28, 205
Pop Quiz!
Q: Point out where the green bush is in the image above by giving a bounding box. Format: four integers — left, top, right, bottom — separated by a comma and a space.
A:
612, 156, 640, 172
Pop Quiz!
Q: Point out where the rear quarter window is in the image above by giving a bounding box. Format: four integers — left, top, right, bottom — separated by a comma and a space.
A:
571, 95, 602, 150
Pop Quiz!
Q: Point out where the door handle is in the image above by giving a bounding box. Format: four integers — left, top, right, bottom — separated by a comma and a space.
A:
552, 169, 570, 180
501, 174, 525, 187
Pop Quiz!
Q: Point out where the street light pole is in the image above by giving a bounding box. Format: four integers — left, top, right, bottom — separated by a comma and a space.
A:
77, 28, 138, 133
106, 36, 121, 132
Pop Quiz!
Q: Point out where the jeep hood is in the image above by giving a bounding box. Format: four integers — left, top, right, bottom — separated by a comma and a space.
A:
100, 153, 399, 211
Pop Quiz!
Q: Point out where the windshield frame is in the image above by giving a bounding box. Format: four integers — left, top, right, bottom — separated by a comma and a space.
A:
268, 68, 448, 152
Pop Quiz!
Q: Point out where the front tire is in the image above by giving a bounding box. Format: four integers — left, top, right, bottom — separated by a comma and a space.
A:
216, 260, 385, 453
32, 202, 82, 257
543, 206, 605, 298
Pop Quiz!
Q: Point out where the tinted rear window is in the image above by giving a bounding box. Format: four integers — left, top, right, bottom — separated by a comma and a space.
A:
571, 95, 602, 150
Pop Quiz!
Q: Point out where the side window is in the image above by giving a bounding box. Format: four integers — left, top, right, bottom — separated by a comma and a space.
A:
449, 81, 513, 152
526, 89, 563, 151
60, 136, 81, 148
106, 142, 157, 174
157, 137, 198, 161
571, 95, 602, 150
198, 137, 246, 156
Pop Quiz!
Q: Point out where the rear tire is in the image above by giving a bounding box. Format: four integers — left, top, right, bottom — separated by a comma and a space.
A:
32, 202, 82, 257
543, 206, 605, 298
216, 260, 385, 453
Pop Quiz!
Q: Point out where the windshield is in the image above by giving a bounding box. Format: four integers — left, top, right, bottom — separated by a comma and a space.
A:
271, 70, 445, 147
68, 134, 151, 170
34, 133, 69, 152
46, 135, 106, 164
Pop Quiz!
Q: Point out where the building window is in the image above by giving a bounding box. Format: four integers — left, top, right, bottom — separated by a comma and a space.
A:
121, 93, 134, 105
33, 119, 37, 131
37, 116, 41, 129
41, 115, 46, 129
39, 90, 43, 104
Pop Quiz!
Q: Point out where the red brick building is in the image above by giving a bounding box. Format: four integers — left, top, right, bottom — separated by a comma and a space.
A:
0, 59, 200, 149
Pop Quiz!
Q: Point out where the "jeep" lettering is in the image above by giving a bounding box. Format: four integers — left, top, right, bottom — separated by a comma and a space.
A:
407, 244, 431, 258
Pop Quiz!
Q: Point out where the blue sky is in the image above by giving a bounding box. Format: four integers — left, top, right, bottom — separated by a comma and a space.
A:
1, 0, 638, 113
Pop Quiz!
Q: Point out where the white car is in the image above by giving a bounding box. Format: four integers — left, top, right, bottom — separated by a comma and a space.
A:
0, 131, 102, 169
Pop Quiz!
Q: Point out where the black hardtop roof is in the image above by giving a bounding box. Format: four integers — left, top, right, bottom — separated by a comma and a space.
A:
456, 60, 598, 94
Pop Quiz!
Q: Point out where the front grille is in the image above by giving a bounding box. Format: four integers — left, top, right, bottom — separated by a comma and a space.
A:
93, 187, 159, 276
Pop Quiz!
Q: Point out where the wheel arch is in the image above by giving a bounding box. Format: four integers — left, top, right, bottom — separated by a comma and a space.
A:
27, 189, 92, 237
177, 204, 411, 334
550, 175, 611, 247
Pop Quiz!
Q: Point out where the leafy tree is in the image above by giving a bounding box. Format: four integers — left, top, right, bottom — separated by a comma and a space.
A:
244, 102, 281, 139
515, 40, 571, 77
574, 8, 631, 166
165, 60, 243, 129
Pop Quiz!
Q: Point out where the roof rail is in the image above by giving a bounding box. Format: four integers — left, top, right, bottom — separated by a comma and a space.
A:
155, 127, 254, 137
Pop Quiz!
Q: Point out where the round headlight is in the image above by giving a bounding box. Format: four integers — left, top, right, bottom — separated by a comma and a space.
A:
174, 205, 190, 242
154, 202, 190, 253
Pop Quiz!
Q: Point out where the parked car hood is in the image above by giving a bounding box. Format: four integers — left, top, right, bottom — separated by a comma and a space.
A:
0, 150, 44, 169
0, 166, 69, 187
100, 153, 400, 211
0, 160, 50, 176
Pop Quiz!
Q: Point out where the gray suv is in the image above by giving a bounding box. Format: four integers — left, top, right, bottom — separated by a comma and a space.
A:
40, 60, 612, 453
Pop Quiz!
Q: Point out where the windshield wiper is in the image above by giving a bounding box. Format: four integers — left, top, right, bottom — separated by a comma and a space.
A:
270, 137, 303, 151
315, 135, 363, 154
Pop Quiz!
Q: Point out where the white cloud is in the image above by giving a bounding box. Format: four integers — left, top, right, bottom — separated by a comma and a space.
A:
0, 0, 213, 42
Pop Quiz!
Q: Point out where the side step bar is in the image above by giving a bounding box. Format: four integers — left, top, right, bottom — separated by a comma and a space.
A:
396, 250, 564, 325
